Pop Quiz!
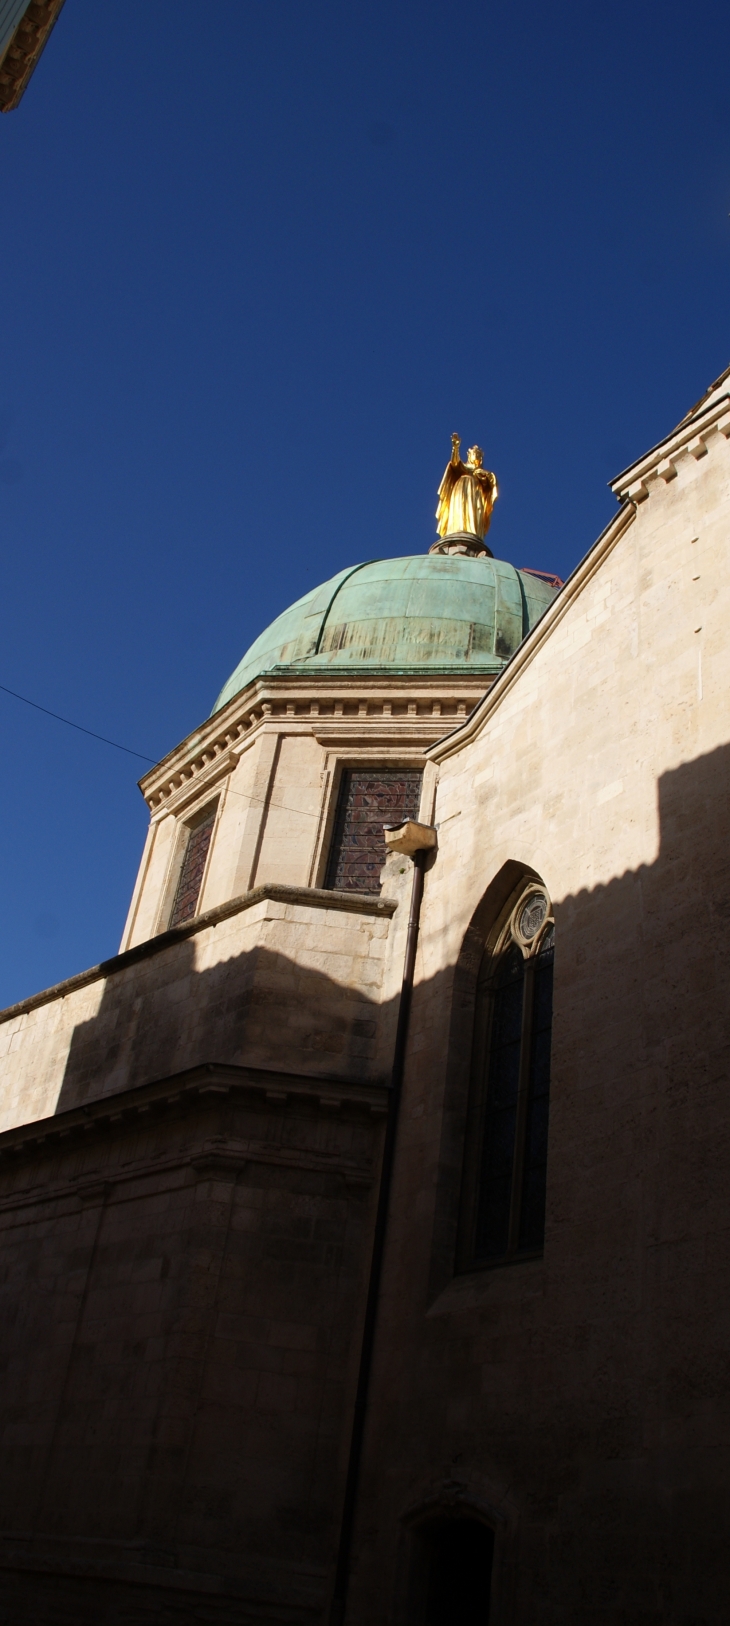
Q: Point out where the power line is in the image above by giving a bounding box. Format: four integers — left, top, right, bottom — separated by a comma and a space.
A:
0, 680, 325, 820
222, 783, 321, 821
0, 680, 404, 828
0, 682, 156, 763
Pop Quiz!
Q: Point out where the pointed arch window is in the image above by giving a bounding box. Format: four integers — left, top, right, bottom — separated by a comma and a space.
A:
459, 883, 555, 1268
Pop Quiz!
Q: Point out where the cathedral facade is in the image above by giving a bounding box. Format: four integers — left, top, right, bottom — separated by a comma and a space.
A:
1, 372, 730, 1624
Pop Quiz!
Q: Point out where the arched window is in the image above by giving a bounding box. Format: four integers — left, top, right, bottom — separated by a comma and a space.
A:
459, 882, 555, 1268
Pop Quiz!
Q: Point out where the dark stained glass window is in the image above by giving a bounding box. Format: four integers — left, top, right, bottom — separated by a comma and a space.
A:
519, 930, 554, 1251
462, 897, 554, 1268
325, 768, 422, 894
169, 808, 216, 927
475, 945, 525, 1260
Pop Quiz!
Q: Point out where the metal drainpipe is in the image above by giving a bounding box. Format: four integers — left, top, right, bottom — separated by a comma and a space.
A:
329, 845, 428, 1626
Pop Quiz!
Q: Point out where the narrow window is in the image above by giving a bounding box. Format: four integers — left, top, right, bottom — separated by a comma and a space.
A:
474, 943, 525, 1260
462, 886, 554, 1267
169, 805, 217, 927
325, 768, 422, 894
417, 1518, 494, 1626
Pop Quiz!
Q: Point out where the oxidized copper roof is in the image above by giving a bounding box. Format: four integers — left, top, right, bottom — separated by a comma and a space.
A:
212, 554, 558, 715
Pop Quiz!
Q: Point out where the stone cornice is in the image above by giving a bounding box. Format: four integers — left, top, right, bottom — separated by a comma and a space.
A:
0, 1060, 389, 1181
139, 672, 493, 814
149, 747, 240, 821
426, 502, 636, 763
610, 391, 730, 503
0, 883, 397, 1028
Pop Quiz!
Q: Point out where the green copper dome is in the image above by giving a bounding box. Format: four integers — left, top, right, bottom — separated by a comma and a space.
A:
212, 554, 558, 714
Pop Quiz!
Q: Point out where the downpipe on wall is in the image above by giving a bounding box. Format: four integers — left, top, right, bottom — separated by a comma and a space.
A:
329, 821, 437, 1626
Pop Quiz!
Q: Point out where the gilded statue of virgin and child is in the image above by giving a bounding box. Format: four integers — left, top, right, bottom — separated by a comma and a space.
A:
433, 434, 498, 555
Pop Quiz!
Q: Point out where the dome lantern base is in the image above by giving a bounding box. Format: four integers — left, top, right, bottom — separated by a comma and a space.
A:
429, 531, 493, 558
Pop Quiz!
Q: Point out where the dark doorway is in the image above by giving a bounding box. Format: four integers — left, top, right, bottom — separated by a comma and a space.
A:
420, 1518, 494, 1625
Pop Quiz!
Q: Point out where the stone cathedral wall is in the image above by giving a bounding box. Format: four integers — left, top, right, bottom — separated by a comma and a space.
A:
346, 418, 730, 1621
0, 387, 729, 1619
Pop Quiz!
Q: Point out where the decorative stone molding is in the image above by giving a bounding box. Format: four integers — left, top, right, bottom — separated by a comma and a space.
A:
139, 676, 493, 814
150, 747, 238, 820
429, 530, 493, 558
611, 392, 730, 501
0, 1060, 388, 1189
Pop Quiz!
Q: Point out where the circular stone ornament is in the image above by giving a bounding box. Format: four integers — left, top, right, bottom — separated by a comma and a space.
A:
516, 890, 549, 944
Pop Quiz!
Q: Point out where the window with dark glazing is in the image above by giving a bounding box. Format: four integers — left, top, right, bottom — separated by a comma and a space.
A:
459, 884, 555, 1268
169, 805, 217, 928
324, 768, 422, 894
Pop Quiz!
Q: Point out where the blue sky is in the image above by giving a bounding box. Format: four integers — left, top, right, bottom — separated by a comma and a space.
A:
1, 0, 729, 1005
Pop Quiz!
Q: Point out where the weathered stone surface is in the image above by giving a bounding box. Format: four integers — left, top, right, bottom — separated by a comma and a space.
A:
1, 373, 730, 1619
345, 410, 730, 1622
0, 1076, 385, 1622
0, 888, 402, 1130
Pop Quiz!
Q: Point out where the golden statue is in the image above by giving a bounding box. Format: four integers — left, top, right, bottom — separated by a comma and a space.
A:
436, 434, 498, 542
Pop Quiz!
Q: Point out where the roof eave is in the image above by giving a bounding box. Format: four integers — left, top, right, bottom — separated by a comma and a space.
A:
0, 0, 66, 113
426, 502, 636, 762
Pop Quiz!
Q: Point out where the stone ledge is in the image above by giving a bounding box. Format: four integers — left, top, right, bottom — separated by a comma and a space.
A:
0, 885, 398, 1027
0, 1532, 326, 1609
610, 389, 730, 498
0, 1059, 390, 1169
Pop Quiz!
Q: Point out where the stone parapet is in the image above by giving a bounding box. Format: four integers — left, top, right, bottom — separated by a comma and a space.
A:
0, 885, 400, 1134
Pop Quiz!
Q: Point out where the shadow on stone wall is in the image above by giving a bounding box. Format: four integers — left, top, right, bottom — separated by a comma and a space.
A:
425, 739, 730, 1297
3, 745, 730, 1623
56, 935, 394, 1115
68, 734, 730, 1303
546, 738, 730, 1303
367, 740, 730, 1626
